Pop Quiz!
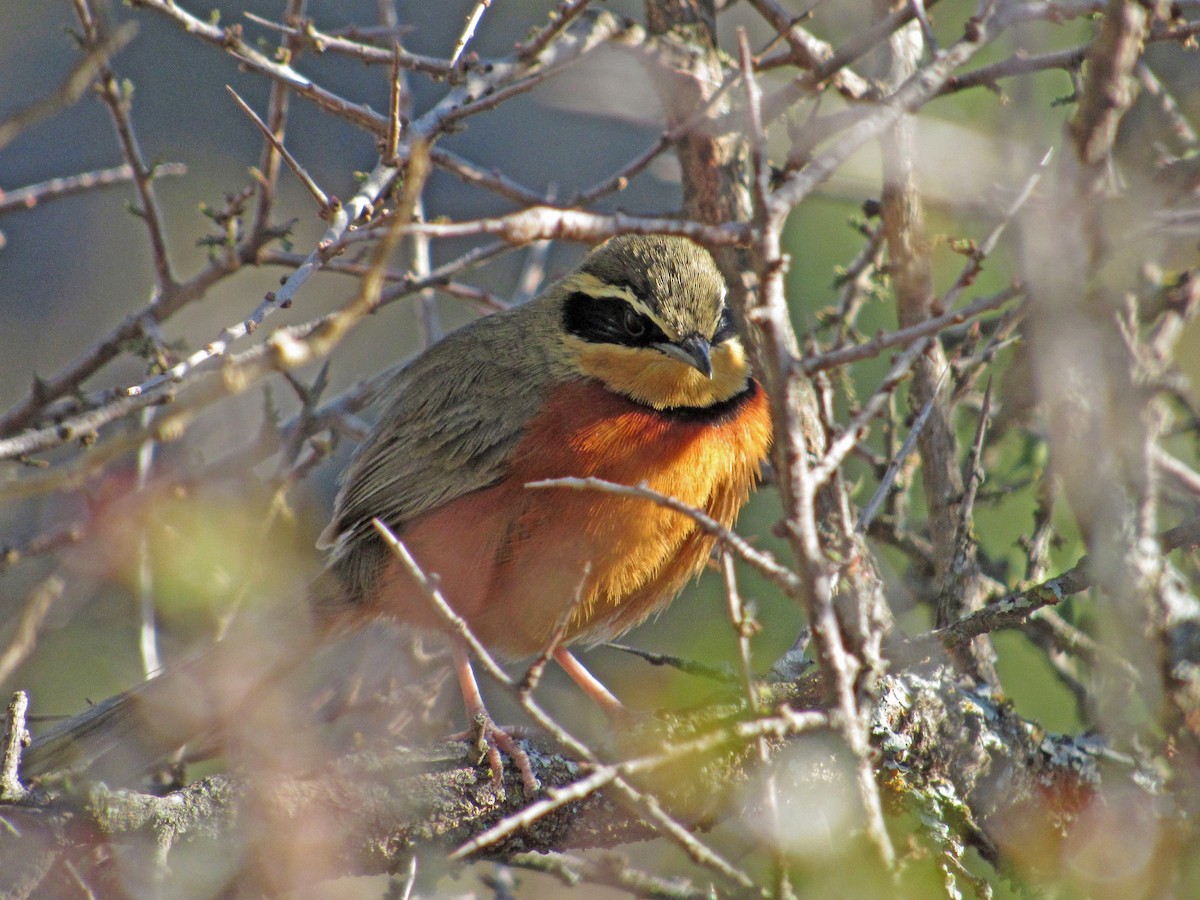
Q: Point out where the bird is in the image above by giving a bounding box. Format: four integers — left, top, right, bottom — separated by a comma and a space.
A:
23, 233, 773, 792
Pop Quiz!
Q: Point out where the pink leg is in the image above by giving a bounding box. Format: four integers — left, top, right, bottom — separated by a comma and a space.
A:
553, 647, 627, 720
451, 643, 538, 795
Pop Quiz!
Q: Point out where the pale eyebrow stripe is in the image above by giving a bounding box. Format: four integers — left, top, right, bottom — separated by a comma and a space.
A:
563, 272, 679, 340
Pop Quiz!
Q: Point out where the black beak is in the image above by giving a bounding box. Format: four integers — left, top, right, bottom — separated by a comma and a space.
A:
673, 334, 713, 378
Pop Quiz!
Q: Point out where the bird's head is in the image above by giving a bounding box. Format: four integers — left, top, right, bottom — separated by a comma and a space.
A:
557, 234, 752, 410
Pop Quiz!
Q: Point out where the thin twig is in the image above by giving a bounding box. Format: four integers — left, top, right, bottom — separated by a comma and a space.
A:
941, 44, 1087, 95
1135, 60, 1199, 150
511, 223, 554, 306
450, 0, 493, 67
527, 477, 798, 593
258, 249, 510, 311
454, 767, 620, 859
1156, 448, 1200, 499
135, 410, 161, 681
955, 378, 993, 551
809, 336, 934, 489
515, 1, 594, 60
767, 4, 1002, 225
939, 147, 1053, 313
241, 11, 460, 78
518, 564, 591, 698
722, 535, 791, 898
74, 0, 176, 292
0, 692, 30, 802
604, 643, 737, 684
930, 515, 1200, 648
385, 42, 403, 164
757, 0, 943, 124
431, 146, 547, 206
800, 287, 1021, 375
250, 0, 305, 240
856, 366, 950, 534
741, 13, 897, 867
744, 0, 871, 98
0, 526, 85, 574
910, 0, 937, 54
400, 207, 749, 248
226, 86, 330, 212
0, 577, 65, 687
508, 851, 709, 900
0, 22, 137, 151
0, 163, 186, 216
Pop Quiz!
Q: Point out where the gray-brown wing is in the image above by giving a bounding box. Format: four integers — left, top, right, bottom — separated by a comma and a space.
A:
318, 309, 555, 562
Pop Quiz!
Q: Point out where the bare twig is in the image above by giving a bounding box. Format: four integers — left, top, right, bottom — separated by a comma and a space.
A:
0, 577, 65, 687
250, 0, 305, 240
74, 0, 176, 293
0, 22, 137, 150
604, 644, 736, 683
744, 0, 871, 98
930, 515, 1200, 648
1135, 60, 1199, 150
508, 851, 709, 900
856, 366, 951, 534
0, 692, 30, 802
741, 16, 898, 867
1157, 448, 1200, 500
241, 11, 459, 78
0, 526, 85, 574
768, 5, 1002, 221
135, 412, 161, 680
801, 287, 1021, 375
430, 146, 547, 206
516, 1, 594, 60
518, 565, 591, 700
527, 477, 798, 593
758, 0, 943, 123
940, 148, 1053, 313
0, 163, 186, 216
385, 42, 404, 164
721, 532, 790, 896
809, 336, 933, 489
450, 0, 493, 67
401, 207, 749, 248
955, 379, 993, 546
227, 86, 330, 212
941, 44, 1087, 95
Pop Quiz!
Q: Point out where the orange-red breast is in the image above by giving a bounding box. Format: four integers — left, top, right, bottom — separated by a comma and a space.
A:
25, 234, 772, 789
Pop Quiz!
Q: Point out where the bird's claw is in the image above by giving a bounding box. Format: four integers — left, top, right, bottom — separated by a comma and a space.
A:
454, 713, 539, 798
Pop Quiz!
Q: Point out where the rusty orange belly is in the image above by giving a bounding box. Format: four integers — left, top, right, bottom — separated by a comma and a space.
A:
374, 379, 772, 658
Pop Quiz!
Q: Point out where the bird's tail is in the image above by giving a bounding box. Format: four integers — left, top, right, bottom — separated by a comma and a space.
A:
21, 570, 457, 786
22, 612, 321, 786
23, 689, 148, 782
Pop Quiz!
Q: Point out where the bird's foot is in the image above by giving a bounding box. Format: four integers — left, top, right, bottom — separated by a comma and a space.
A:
451, 714, 539, 797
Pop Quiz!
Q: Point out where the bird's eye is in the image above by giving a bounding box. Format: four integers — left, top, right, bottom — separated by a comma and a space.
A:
622, 306, 645, 337
713, 306, 736, 343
